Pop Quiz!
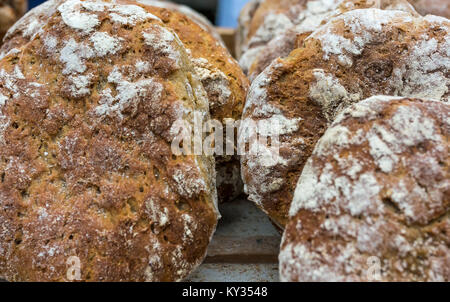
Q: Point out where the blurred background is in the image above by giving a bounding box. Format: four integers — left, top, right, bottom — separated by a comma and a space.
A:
28, 0, 252, 27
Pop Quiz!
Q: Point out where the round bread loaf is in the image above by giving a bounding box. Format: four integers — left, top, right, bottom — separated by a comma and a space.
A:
247, 0, 419, 82
0, 0, 219, 281
1, 0, 250, 203
280, 96, 449, 282
0, 0, 27, 44
408, 0, 450, 18
240, 9, 449, 229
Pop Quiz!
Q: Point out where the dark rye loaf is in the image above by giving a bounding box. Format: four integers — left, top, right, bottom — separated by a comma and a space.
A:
0, 0, 219, 281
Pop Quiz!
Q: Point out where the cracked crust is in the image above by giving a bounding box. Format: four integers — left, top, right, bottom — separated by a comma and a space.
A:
280, 96, 449, 282
0, 0, 219, 281
0, 0, 27, 44
240, 9, 449, 228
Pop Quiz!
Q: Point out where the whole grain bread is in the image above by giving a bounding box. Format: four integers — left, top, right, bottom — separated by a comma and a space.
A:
240, 9, 449, 229
280, 96, 449, 281
137, 0, 225, 45
238, 0, 311, 75
132, 1, 250, 202
0, 0, 219, 281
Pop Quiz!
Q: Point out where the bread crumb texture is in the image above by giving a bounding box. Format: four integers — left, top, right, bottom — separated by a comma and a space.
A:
281, 96, 449, 282
0, 0, 220, 281
241, 8, 449, 228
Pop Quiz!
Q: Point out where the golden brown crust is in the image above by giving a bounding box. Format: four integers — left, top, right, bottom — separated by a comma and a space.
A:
0, 0, 27, 43
0, 0, 218, 281
247, 0, 307, 43
137, 2, 249, 123
280, 96, 449, 281
241, 9, 449, 228
1, 0, 63, 55
238, 0, 310, 74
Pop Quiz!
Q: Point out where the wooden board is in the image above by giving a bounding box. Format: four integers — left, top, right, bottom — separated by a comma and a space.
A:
187, 198, 282, 282
217, 27, 237, 58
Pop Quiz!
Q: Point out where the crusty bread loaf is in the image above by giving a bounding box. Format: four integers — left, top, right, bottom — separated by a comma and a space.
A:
247, 0, 419, 82
0, 0, 219, 281
2, 0, 249, 203
280, 96, 449, 282
240, 9, 449, 229
0, 0, 27, 44
408, 0, 450, 18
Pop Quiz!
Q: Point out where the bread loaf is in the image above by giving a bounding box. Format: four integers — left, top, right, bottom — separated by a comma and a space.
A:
247, 0, 419, 82
280, 96, 449, 281
0, 0, 27, 44
1, 0, 63, 55
1, 0, 250, 203
238, 0, 312, 75
0, 0, 219, 281
240, 9, 449, 229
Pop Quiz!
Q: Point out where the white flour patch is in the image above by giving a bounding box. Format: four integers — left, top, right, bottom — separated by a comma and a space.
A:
94, 67, 163, 119
142, 24, 182, 67
89, 32, 123, 57
59, 38, 94, 75
58, 0, 100, 34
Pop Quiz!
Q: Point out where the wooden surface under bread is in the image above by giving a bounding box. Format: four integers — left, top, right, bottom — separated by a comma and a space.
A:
187, 198, 281, 282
